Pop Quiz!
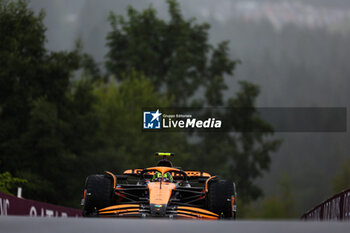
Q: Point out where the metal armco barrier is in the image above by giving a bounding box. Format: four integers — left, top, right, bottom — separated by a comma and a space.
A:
301, 188, 350, 220
0, 191, 82, 217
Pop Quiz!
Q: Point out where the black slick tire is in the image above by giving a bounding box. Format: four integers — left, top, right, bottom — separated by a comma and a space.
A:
83, 174, 113, 216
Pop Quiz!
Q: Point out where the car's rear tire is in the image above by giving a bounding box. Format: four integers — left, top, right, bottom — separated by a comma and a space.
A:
207, 179, 235, 219
83, 174, 114, 217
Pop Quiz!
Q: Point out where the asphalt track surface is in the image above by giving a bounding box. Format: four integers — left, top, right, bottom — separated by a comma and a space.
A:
0, 216, 349, 233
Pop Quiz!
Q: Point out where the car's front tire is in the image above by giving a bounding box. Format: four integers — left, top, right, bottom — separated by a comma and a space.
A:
207, 179, 236, 219
83, 174, 114, 217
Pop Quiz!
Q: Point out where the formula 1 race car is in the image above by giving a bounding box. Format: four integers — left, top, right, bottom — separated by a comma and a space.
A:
81, 153, 237, 220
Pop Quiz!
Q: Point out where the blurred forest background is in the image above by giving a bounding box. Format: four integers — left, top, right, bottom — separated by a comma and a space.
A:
1, 0, 350, 219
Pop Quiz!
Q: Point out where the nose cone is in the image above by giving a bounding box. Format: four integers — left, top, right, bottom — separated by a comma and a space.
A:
148, 182, 176, 217
148, 182, 176, 205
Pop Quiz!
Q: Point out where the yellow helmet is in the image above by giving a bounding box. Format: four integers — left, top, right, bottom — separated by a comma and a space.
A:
163, 172, 173, 182
152, 171, 162, 181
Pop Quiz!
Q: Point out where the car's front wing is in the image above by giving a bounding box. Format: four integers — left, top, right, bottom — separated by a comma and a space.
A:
98, 204, 219, 219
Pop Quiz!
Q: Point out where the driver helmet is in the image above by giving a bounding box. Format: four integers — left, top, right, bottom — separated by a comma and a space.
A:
163, 172, 174, 183
152, 171, 162, 182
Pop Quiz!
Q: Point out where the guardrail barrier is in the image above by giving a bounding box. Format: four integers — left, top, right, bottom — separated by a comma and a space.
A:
301, 188, 350, 220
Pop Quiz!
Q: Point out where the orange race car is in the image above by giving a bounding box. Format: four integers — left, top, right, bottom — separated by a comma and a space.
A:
81, 153, 237, 220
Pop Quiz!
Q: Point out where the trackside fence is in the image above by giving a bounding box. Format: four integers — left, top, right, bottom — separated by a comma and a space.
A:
0, 191, 82, 217
301, 188, 350, 220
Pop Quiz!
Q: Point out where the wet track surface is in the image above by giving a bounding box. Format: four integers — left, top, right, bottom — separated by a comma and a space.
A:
0, 216, 349, 233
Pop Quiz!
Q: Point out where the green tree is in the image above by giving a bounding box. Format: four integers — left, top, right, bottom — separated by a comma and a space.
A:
332, 159, 350, 194
17, 80, 98, 206
0, 160, 27, 194
195, 82, 281, 203
0, 172, 26, 194
244, 174, 296, 219
106, 0, 236, 106
0, 0, 94, 206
